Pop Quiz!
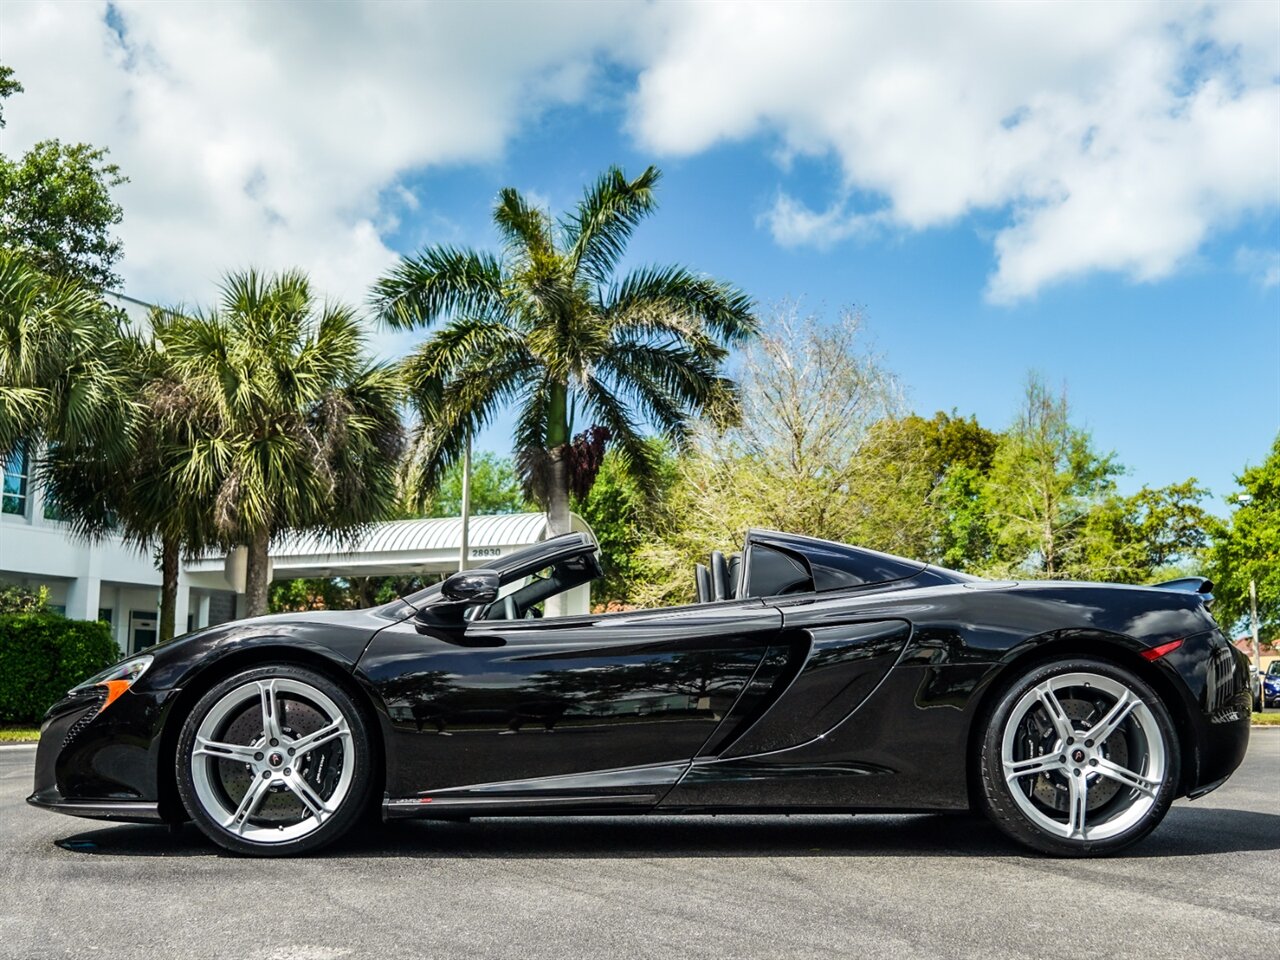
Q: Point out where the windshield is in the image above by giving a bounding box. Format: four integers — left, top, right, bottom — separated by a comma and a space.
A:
1267, 661, 1280, 677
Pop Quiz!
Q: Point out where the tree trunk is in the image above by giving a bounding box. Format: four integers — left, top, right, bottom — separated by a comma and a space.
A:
244, 527, 272, 618
158, 534, 179, 642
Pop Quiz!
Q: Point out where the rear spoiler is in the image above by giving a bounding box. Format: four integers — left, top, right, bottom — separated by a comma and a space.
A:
1152, 577, 1214, 607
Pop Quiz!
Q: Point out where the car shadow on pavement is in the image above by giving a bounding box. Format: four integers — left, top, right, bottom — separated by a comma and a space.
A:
51, 804, 1280, 860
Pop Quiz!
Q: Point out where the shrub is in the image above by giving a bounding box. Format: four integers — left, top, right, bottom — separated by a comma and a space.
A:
0, 583, 50, 614
0, 612, 119, 723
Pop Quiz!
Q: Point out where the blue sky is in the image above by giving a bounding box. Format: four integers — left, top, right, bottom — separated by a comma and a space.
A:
5, 1, 1278, 507
381, 99, 1280, 506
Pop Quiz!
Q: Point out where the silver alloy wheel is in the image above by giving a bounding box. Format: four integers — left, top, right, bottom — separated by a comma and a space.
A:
190, 677, 355, 844
1000, 671, 1166, 842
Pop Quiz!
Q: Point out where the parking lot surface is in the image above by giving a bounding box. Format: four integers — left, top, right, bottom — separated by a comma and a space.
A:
2, 730, 1277, 960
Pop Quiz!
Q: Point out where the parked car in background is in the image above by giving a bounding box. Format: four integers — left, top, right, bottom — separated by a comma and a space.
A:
1263, 662, 1280, 709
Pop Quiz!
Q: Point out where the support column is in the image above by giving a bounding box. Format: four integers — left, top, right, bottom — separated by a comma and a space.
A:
113, 585, 127, 655
173, 575, 191, 637
64, 575, 101, 622
195, 592, 212, 630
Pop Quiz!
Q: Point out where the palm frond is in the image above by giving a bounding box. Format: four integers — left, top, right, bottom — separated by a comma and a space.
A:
601, 265, 757, 346
563, 166, 660, 287
369, 247, 508, 331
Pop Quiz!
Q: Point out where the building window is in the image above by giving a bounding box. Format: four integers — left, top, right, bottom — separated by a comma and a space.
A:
2, 443, 30, 516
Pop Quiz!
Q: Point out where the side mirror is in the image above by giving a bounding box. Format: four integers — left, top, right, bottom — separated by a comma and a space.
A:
414, 569, 503, 638
440, 568, 500, 605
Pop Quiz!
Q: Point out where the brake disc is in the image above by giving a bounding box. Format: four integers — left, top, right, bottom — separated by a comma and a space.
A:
1031, 697, 1128, 811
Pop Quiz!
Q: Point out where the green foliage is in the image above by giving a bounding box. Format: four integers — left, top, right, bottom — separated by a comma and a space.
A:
0, 611, 117, 723
574, 440, 677, 605
0, 140, 127, 291
981, 374, 1122, 579
1076, 480, 1212, 584
425, 452, 531, 518
0, 583, 49, 614
0, 64, 22, 128
0, 250, 134, 463
372, 165, 755, 544
1208, 434, 1280, 636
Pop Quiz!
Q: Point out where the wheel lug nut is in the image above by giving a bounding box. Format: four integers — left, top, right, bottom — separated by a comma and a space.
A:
270, 738, 279, 747
287, 748, 295, 756
1073, 769, 1081, 776
1085, 739, 1093, 748
1067, 738, 1074, 745
1089, 759, 1098, 766
261, 771, 271, 779
1058, 755, 1066, 763
254, 752, 263, 761
283, 767, 291, 776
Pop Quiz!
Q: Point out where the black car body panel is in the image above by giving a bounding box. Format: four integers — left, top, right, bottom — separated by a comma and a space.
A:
30, 529, 1251, 826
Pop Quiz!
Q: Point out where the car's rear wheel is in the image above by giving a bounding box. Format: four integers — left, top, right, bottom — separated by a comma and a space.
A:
176, 664, 372, 856
978, 657, 1179, 856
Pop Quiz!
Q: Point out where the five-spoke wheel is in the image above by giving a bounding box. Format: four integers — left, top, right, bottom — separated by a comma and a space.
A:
176, 665, 372, 856
979, 658, 1179, 856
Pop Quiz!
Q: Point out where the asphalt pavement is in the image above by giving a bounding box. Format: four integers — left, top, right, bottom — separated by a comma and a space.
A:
2, 730, 1277, 960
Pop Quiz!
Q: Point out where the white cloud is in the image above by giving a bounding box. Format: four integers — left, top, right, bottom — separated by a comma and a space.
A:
1, 0, 640, 341
3, 0, 1276, 318
630, 0, 1280, 302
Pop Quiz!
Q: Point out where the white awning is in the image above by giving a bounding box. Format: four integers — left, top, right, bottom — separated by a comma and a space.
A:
183, 512, 594, 585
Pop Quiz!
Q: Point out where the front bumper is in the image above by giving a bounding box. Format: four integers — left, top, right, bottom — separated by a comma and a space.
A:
26, 789, 162, 823
28, 684, 178, 821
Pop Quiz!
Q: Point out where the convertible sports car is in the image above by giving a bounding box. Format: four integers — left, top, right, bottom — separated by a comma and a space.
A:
30, 530, 1251, 857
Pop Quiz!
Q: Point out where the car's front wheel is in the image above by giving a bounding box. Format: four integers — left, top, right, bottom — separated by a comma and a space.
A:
978, 657, 1180, 856
176, 664, 372, 856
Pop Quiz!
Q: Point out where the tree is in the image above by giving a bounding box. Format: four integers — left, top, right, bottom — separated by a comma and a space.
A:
0, 250, 132, 465
634, 306, 910, 605
0, 65, 22, 128
871, 411, 1000, 570
573, 439, 677, 606
159, 270, 405, 617
0, 66, 127, 290
39, 324, 220, 641
1209, 435, 1280, 636
1076, 480, 1212, 584
371, 165, 755, 613
982, 375, 1121, 578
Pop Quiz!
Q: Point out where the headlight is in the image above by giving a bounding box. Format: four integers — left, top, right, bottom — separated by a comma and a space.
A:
69, 655, 153, 711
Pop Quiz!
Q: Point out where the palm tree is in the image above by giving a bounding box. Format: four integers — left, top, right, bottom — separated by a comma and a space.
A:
370, 165, 755, 553
0, 249, 132, 464
40, 324, 220, 640
157, 270, 405, 617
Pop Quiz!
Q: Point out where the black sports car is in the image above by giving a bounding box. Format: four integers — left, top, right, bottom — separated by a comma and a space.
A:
30, 530, 1251, 857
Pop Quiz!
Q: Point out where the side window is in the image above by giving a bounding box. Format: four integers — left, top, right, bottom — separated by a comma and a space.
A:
743, 544, 813, 598
478, 555, 601, 621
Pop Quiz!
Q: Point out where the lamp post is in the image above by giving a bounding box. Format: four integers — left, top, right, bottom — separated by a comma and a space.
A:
1231, 494, 1262, 712
1250, 578, 1261, 712
458, 438, 472, 573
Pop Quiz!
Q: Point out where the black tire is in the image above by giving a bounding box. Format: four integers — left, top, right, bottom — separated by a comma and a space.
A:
977, 657, 1180, 857
176, 664, 373, 856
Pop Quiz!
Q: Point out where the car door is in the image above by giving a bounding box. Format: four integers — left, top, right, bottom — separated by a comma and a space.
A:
362, 596, 785, 807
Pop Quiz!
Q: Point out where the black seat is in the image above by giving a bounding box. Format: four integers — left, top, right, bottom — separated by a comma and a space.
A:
710, 550, 729, 601
695, 563, 712, 603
